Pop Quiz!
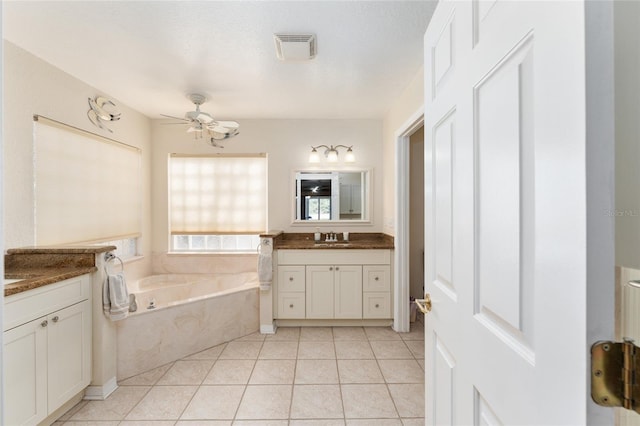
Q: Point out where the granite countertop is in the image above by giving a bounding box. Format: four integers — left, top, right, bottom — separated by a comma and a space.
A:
4, 267, 98, 297
272, 233, 394, 250
4, 245, 114, 297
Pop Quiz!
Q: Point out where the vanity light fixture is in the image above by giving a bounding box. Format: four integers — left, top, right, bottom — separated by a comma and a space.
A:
309, 145, 355, 163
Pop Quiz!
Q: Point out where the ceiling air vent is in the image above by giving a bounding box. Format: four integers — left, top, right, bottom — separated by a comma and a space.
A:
274, 33, 317, 61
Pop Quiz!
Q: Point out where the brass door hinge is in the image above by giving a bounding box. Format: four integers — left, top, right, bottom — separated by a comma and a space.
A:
591, 340, 640, 413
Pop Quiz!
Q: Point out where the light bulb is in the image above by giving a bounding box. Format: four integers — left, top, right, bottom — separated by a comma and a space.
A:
309, 148, 320, 163
345, 148, 355, 163
327, 149, 338, 162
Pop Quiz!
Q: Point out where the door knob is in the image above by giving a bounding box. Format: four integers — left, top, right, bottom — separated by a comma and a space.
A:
415, 293, 432, 314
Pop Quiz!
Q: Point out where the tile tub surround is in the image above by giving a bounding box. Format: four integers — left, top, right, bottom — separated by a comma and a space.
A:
3, 246, 114, 296
56, 320, 425, 425
116, 285, 260, 380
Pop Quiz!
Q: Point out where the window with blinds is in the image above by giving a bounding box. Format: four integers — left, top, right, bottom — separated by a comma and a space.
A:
34, 117, 142, 246
168, 153, 267, 252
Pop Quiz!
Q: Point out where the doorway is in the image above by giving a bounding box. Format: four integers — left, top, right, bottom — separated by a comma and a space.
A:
393, 108, 424, 332
409, 125, 425, 304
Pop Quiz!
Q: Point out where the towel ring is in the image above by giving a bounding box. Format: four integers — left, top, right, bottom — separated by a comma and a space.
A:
104, 252, 124, 274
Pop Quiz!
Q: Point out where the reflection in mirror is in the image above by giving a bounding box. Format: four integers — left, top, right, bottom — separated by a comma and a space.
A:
294, 171, 369, 222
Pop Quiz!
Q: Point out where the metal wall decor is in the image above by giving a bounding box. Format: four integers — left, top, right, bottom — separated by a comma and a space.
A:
88, 96, 121, 133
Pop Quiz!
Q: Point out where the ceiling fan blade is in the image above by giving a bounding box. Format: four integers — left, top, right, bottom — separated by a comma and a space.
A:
160, 114, 190, 122
210, 128, 239, 140
209, 124, 232, 133
195, 112, 214, 123
213, 120, 239, 129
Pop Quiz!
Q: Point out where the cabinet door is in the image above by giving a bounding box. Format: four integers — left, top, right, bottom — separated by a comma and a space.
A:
306, 266, 334, 318
4, 317, 48, 426
334, 265, 363, 319
47, 300, 91, 413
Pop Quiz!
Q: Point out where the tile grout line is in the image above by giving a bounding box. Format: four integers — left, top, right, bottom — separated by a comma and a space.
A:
173, 353, 220, 422
231, 336, 266, 422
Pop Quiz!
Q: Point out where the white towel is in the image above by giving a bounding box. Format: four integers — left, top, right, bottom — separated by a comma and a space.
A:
103, 272, 130, 321
258, 252, 273, 290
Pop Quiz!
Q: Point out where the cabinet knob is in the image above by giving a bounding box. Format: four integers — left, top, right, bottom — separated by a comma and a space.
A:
52, 316, 59, 323
41, 320, 48, 328
335, 266, 340, 271
289, 304, 294, 308
374, 276, 379, 281
329, 267, 333, 271
375, 304, 380, 308
289, 277, 294, 281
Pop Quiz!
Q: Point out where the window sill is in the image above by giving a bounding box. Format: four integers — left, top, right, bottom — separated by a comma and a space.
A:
167, 251, 258, 256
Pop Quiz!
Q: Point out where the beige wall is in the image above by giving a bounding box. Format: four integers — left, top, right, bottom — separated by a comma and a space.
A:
150, 118, 383, 256
381, 67, 424, 236
3, 41, 153, 279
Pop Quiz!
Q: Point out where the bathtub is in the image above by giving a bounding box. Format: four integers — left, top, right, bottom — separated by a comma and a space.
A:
116, 273, 259, 380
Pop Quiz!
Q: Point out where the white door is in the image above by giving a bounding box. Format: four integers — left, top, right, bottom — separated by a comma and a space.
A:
424, 1, 593, 424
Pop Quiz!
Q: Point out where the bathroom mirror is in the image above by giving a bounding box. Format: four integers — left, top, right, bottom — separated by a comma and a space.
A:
293, 170, 370, 223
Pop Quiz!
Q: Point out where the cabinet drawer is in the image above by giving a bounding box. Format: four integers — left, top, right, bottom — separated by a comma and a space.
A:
363, 292, 391, 319
278, 293, 306, 319
363, 265, 390, 292
4, 274, 91, 331
278, 266, 305, 292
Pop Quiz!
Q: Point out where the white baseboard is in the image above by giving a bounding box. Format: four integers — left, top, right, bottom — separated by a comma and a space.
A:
260, 322, 277, 334
83, 377, 118, 401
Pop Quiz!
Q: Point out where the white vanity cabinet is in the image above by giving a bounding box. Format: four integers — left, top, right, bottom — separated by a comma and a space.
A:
3, 274, 92, 426
275, 249, 391, 322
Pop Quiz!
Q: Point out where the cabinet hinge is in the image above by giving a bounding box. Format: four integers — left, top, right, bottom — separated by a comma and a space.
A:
591, 340, 640, 413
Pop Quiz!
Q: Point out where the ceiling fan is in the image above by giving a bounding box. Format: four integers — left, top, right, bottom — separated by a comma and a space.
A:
161, 93, 239, 146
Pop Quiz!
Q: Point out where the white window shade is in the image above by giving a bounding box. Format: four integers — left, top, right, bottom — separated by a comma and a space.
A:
34, 117, 142, 245
169, 154, 267, 234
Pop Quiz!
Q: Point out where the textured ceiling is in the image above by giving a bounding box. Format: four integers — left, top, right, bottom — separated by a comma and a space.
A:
4, 1, 436, 120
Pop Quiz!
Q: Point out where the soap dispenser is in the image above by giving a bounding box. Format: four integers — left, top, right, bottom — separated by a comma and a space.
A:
314, 228, 321, 242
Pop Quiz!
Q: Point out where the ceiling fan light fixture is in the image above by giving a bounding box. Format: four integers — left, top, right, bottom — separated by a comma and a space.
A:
161, 93, 240, 145
274, 33, 317, 61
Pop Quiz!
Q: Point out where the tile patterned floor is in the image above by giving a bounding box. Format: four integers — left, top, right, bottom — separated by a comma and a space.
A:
55, 320, 425, 426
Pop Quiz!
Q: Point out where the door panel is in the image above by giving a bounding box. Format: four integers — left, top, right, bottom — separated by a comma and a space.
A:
434, 334, 456, 425
434, 109, 456, 300
474, 34, 535, 352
